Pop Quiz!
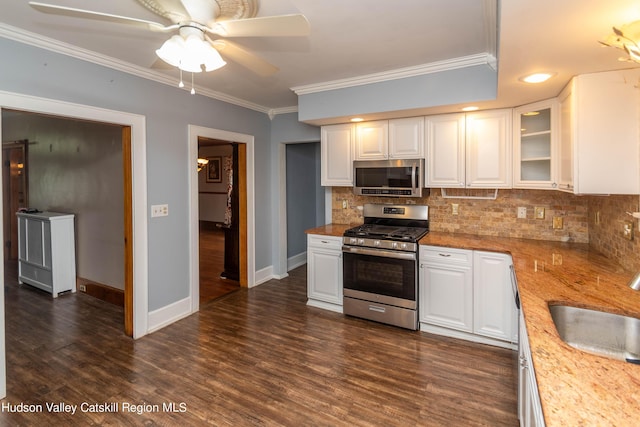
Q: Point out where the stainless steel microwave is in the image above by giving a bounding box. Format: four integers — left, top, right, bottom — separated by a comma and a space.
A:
353, 159, 424, 197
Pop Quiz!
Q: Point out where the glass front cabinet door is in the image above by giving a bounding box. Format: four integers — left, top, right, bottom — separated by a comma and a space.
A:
513, 99, 558, 189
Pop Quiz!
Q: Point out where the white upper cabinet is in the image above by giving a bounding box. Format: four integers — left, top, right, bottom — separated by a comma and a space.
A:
388, 117, 425, 159
426, 109, 512, 188
321, 123, 355, 186
466, 109, 512, 188
425, 113, 466, 187
355, 120, 388, 160
513, 99, 559, 189
558, 69, 640, 194
355, 117, 424, 160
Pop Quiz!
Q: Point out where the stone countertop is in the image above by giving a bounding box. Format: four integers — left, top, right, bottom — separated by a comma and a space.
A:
305, 223, 355, 238
420, 232, 640, 427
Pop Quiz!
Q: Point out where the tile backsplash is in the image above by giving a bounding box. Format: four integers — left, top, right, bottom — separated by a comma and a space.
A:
331, 187, 589, 243
331, 187, 640, 272
587, 195, 640, 272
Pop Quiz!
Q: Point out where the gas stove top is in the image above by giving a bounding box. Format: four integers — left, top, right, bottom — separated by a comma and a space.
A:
342, 204, 429, 251
343, 224, 429, 242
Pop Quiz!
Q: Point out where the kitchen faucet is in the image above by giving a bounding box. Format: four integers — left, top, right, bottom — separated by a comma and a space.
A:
629, 272, 640, 290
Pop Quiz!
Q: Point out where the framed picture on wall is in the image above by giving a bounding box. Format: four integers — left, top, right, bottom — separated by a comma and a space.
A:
206, 157, 222, 183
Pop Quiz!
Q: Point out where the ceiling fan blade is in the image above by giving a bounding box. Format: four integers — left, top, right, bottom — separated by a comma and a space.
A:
209, 39, 278, 76
28, 1, 178, 32
209, 14, 310, 38
179, 0, 217, 26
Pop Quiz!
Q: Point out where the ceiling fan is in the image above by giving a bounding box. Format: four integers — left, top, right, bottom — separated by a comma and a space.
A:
28, 0, 310, 77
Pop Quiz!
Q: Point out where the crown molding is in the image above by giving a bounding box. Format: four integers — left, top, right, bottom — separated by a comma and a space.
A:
291, 53, 497, 96
0, 23, 276, 115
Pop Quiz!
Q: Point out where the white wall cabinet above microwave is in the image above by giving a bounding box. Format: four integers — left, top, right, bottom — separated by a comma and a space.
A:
425, 110, 512, 188
321, 123, 354, 186
354, 117, 424, 160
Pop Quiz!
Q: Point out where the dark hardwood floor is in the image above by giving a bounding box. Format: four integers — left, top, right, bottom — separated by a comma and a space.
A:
1, 264, 518, 426
199, 222, 240, 304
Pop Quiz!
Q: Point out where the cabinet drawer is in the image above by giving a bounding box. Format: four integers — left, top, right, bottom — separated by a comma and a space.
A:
308, 234, 343, 250
420, 246, 472, 264
19, 263, 53, 289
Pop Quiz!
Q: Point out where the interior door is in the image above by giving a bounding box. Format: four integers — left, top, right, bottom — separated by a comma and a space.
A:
2, 141, 28, 261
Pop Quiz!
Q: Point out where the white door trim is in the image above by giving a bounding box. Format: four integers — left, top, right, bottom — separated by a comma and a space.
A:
187, 125, 255, 312
0, 90, 150, 397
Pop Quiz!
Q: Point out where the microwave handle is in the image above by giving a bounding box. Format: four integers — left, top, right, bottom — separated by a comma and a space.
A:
411, 164, 417, 192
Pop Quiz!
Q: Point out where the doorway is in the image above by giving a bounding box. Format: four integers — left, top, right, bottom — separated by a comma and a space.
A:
2, 140, 28, 261
188, 125, 255, 313
197, 138, 241, 304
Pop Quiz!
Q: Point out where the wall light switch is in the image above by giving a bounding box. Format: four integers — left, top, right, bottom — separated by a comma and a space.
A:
151, 204, 169, 217
452, 203, 459, 215
534, 207, 545, 219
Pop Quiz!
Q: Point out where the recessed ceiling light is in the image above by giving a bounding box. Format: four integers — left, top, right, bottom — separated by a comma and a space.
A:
350, 117, 364, 122
520, 72, 556, 84
462, 106, 479, 112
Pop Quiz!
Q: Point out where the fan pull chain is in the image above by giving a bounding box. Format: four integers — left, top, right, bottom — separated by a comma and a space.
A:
178, 68, 185, 88
190, 72, 195, 95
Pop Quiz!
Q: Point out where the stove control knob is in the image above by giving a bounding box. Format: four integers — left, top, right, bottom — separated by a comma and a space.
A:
374, 240, 381, 247
391, 242, 398, 249
349, 237, 358, 245
400, 243, 408, 250
357, 238, 365, 245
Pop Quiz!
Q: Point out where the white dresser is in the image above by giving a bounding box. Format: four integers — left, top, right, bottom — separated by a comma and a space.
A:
17, 211, 76, 297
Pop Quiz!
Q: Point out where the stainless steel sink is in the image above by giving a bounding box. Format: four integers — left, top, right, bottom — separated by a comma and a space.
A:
548, 305, 640, 364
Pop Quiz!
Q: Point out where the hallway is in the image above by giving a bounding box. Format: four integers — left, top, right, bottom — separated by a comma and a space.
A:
199, 221, 240, 304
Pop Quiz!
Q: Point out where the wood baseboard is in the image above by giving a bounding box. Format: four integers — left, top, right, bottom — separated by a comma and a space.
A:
76, 277, 124, 307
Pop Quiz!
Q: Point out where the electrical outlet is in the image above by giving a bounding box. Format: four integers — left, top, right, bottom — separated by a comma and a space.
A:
534, 207, 545, 219
553, 217, 563, 229
452, 203, 459, 215
151, 204, 169, 217
342, 199, 348, 209
623, 221, 634, 241
517, 207, 527, 219
79, 284, 86, 292
595, 211, 600, 225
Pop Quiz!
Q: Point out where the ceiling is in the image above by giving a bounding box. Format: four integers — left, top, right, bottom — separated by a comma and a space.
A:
1, 0, 640, 121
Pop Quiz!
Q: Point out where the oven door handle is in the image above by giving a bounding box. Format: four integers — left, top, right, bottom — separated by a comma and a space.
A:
342, 245, 417, 261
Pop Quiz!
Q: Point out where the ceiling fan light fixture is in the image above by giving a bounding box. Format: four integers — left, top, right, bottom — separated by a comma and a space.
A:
156, 31, 226, 73
156, 35, 184, 68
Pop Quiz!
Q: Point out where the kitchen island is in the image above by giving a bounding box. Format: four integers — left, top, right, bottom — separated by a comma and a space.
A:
420, 232, 640, 427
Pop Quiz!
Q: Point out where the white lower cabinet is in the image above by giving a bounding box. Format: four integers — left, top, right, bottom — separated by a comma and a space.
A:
473, 251, 518, 343
419, 246, 473, 332
419, 245, 518, 349
306, 234, 343, 313
518, 311, 545, 427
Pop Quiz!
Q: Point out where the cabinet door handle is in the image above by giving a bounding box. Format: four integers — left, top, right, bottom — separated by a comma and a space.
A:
438, 253, 451, 257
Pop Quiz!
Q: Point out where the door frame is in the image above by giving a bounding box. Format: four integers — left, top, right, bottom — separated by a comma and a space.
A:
188, 125, 255, 313
0, 92, 149, 346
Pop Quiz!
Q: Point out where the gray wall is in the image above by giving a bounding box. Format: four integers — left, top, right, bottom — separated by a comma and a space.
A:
2, 112, 125, 289
285, 142, 323, 258
269, 113, 321, 276
0, 37, 272, 311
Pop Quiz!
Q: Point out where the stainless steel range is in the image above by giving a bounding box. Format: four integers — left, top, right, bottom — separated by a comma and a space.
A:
342, 203, 429, 330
